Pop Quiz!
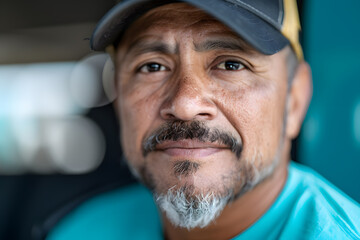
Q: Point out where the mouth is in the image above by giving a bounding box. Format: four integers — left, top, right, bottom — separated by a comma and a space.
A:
155, 139, 230, 158
142, 120, 243, 158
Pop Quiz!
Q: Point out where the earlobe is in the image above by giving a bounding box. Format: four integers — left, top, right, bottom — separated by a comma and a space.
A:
286, 61, 313, 139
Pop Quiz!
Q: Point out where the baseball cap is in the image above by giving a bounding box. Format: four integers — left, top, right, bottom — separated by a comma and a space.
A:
91, 0, 303, 59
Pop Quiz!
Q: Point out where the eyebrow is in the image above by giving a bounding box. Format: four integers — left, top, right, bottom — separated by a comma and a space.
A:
124, 38, 178, 58
123, 36, 253, 59
194, 37, 251, 53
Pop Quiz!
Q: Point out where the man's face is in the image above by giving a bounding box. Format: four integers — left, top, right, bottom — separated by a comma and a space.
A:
114, 3, 292, 228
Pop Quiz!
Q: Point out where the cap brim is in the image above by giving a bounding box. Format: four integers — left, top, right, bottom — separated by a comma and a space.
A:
91, 0, 289, 55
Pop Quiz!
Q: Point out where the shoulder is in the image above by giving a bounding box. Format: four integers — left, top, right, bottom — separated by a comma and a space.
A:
46, 183, 162, 240
284, 162, 360, 239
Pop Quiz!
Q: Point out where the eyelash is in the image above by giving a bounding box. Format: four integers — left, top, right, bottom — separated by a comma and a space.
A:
212, 55, 251, 70
137, 62, 168, 73
136, 58, 250, 74
214, 60, 246, 71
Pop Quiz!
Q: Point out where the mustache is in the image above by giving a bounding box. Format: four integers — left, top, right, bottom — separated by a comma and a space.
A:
142, 120, 242, 158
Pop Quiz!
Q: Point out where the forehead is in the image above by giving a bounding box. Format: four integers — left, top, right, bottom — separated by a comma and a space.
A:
117, 3, 255, 51
132, 3, 222, 30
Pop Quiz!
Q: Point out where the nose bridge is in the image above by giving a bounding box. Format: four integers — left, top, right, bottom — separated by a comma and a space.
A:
160, 63, 217, 121
174, 72, 203, 102
172, 36, 207, 99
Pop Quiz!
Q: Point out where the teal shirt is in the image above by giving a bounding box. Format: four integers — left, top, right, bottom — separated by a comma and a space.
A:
47, 162, 360, 240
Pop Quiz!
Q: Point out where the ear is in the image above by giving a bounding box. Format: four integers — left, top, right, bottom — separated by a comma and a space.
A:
285, 61, 313, 139
102, 55, 117, 103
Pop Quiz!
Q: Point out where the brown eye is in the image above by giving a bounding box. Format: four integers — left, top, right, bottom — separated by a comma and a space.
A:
217, 61, 244, 71
139, 63, 167, 73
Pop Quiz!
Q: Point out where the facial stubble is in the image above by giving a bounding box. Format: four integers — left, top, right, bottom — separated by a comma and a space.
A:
123, 120, 284, 229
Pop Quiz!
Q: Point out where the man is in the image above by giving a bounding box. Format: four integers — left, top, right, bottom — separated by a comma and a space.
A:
47, 0, 360, 239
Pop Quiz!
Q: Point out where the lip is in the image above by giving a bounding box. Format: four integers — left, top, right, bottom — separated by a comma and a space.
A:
155, 139, 230, 158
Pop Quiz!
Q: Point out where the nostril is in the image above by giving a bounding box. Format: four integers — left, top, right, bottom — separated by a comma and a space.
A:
196, 112, 213, 120
159, 95, 217, 121
164, 113, 176, 120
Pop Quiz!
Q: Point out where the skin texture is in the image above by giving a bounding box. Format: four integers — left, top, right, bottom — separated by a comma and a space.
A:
113, 3, 312, 240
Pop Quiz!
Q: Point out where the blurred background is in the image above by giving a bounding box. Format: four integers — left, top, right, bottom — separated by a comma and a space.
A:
0, 0, 359, 239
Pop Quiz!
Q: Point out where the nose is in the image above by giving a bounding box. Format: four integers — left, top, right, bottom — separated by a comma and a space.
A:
160, 74, 217, 121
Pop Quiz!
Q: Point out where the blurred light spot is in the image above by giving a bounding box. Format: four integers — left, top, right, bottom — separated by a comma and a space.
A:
0, 63, 85, 118
0, 62, 106, 174
46, 117, 105, 174
11, 118, 41, 165
0, 68, 16, 117
0, 118, 25, 174
354, 100, 360, 145
303, 114, 321, 148
70, 53, 113, 108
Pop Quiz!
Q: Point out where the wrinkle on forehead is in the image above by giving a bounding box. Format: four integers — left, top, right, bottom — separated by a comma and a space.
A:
117, 2, 264, 63
120, 3, 226, 42
142, 3, 215, 25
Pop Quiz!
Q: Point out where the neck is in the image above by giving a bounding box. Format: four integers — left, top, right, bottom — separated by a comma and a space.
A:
163, 158, 289, 240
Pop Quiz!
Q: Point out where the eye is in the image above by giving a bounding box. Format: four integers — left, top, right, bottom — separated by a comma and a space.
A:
138, 62, 167, 73
216, 60, 245, 71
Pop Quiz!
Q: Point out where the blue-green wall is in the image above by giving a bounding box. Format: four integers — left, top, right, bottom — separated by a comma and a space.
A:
300, 0, 360, 202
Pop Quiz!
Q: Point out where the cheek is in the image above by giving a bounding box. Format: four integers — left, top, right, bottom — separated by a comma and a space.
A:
117, 85, 162, 164
214, 78, 287, 163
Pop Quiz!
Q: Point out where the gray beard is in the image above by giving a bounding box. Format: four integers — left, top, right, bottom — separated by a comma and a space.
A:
154, 151, 281, 229
126, 106, 287, 230
156, 190, 232, 229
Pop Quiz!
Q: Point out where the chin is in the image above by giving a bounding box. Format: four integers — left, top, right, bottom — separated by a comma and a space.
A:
152, 157, 280, 229
155, 185, 232, 229
126, 147, 281, 229
152, 164, 235, 230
